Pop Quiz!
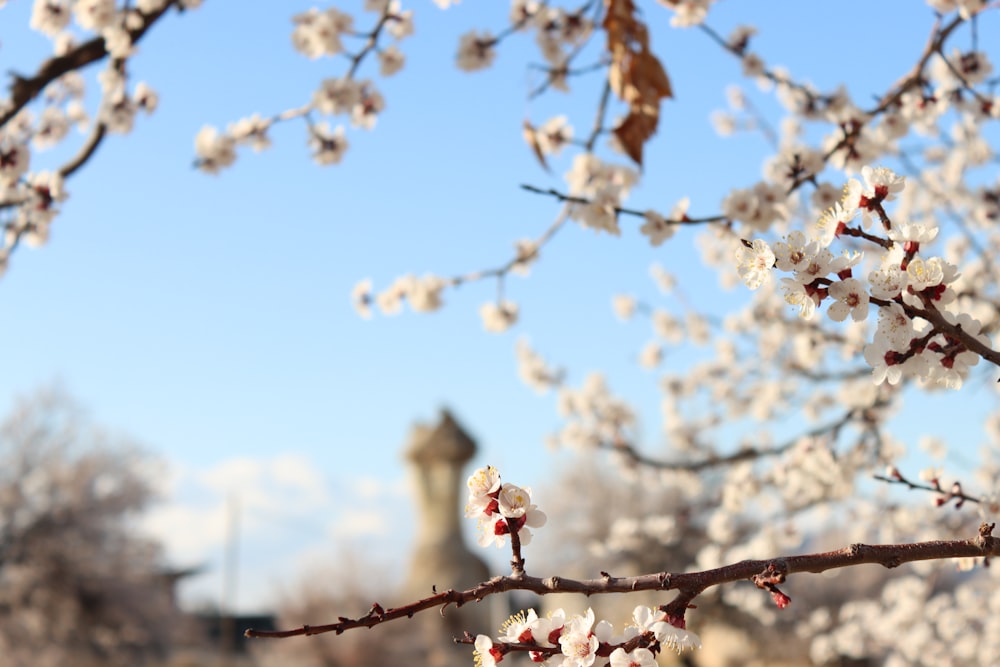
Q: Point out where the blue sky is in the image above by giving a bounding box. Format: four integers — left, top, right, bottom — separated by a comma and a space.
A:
2, 1, 998, 613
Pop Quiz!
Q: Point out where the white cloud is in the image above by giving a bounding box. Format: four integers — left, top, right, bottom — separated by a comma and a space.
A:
139, 453, 413, 613
352, 474, 408, 500
142, 502, 228, 563
330, 509, 389, 539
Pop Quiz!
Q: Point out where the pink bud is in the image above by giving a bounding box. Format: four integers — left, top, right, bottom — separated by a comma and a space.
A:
771, 590, 791, 609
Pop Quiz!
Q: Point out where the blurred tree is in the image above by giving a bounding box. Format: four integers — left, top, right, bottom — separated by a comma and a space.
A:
0, 389, 181, 667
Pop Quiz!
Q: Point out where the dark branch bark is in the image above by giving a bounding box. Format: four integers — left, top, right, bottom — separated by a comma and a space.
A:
2, 2, 179, 129
246, 524, 999, 639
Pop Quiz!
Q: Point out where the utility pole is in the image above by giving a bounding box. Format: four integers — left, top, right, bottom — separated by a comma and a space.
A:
220, 492, 240, 665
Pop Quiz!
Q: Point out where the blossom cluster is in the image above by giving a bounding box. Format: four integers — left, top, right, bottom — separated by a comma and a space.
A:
195, 1, 412, 173
454, 1, 595, 83
1, 0, 174, 275
465, 466, 547, 548
735, 166, 988, 389
564, 155, 639, 236
472, 605, 700, 667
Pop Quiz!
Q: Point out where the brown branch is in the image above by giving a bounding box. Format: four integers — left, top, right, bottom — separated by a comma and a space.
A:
584, 79, 613, 152
865, 15, 965, 117
605, 407, 862, 473
245, 523, 1000, 639
520, 183, 726, 225
59, 122, 108, 179
904, 299, 1000, 368
2, 2, 180, 129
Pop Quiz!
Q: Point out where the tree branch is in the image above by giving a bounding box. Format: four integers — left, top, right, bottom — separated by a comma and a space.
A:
245, 524, 1000, 639
2, 2, 179, 129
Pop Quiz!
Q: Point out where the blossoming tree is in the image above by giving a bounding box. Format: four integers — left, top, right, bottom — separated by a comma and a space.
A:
0, 390, 181, 666
4, 0, 1000, 665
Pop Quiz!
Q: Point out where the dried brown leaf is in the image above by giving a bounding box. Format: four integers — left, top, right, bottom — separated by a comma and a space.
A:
522, 119, 551, 172
602, 0, 673, 165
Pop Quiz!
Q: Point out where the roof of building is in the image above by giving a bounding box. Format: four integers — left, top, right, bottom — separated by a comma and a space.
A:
404, 408, 477, 463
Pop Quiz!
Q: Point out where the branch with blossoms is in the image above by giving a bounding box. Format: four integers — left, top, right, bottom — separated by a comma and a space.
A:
246, 466, 1000, 667
192, 3, 413, 173
734, 164, 1000, 389
1, 0, 186, 276
2, 1, 180, 128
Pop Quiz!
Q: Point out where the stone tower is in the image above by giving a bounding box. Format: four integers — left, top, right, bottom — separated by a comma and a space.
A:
403, 409, 492, 667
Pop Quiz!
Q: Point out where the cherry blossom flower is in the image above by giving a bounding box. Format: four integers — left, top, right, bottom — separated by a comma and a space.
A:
609, 647, 657, 667
313, 78, 362, 116
564, 155, 637, 198
405, 274, 445, 312
640, 210, 674, 246
74, 0, 116, 31
102, 25, 135, 58
612, 295, 637, 321
869, 264, 908, 300
474, 634, 503, 667
194, 126, 236, 174
30, 0, 72, 37
375, 277, 407, 315
510, 0, 540, 24
736, 239, 775, 289
349, 83, 385, 130
710, 110, 737, 136
229, 114, 272, 152
722, 188, 759, 226
861, 165, 906, 202
386, 4, 414, 40
652, 310, 683, 343
781, 277, 819, 319
888, 222, 939, 248
351, 278, 373, 319
558, 609, 599, 667
827, 278, 870, 322
536, 115, 573, 156
499, 608, 541, 645
657, 619, 702, 653
815, 202, 850, 247
638, 341, 662, 369
875, 302, 914, 348
512, 239, 539, 276
291, 8, 352, 59
531, 608, 566, 648
308, 122, 349, 165
480, 300, 519, 333
863, 337, 905, 385
515, 339, 563, 394
574, 184, 623, 235
32, 108, 70, 150
466, 465, 502, 508
378, 45, 406, 76
650, 263, 677, 294
471, 478, 545, 548
663, 0, 715, 28
772, 231, 818, 273
134, 82, 158, 114
457, 30, 497, 72
792, 247, 844, 284
905, 257, 950, 292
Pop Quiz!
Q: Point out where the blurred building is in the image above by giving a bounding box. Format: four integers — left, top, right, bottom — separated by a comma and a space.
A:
402, 408, 493, 667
